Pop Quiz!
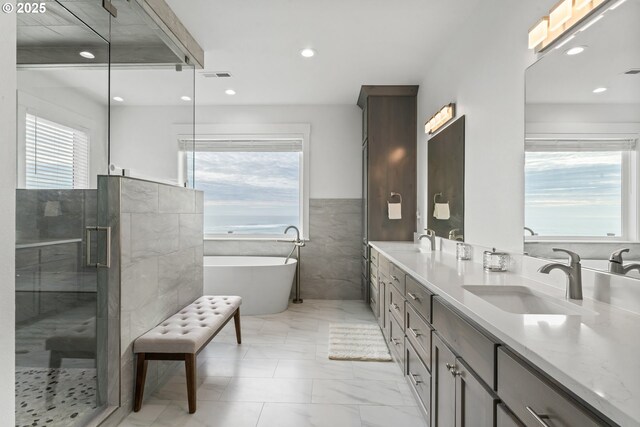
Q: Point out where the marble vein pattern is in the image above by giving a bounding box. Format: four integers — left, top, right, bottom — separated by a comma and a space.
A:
118, 300, 426, 427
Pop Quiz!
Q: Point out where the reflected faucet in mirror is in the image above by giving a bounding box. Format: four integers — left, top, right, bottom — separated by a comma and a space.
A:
418, 229, 436, 251
538, 248, 583, 300
608, 249, 640, 276
448, 229, 463, 241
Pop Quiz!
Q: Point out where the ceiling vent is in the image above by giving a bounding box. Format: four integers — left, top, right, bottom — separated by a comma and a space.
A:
201, 71, 232, 78
624, 69, 640, 75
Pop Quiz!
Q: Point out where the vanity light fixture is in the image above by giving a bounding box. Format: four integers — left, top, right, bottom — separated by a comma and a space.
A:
180, 95, 192, 101
112, 96, 124, 102
528, 0, 609, 53
424, 103, 455, 135
79, 51, 95, 59
300, 48, 316, 58
549, 0, 573, 31
593, 87, 607, 93
225, 89, 236, 96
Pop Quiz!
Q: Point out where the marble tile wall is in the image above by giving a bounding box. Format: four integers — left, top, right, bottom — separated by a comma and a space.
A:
204, 199, 362, 300
101, 177, 204, 426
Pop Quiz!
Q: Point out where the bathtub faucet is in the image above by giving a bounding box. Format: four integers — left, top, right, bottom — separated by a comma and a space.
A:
281, 225, 304, 304
284, 225, 305, 247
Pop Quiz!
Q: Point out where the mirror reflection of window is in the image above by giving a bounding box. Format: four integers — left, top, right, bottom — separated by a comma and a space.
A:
524, 137, 636, 238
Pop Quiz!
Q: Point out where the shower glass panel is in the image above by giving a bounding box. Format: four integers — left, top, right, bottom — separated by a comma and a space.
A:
15, 1, 111, 425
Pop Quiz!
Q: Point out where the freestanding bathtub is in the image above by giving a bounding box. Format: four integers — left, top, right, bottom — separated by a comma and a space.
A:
203, 256, 297, 315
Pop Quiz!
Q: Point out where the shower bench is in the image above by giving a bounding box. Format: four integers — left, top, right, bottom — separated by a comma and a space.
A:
133, 295, 242, 414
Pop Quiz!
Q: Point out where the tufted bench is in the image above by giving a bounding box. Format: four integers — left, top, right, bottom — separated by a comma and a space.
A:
133, 295, 242, 414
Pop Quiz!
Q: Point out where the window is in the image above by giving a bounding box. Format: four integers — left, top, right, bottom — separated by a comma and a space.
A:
25, 113, 89, 189
525, 138, 636, 239
185, 133, 308, 238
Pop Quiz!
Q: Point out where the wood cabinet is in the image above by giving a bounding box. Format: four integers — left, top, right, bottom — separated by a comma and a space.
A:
359, 85, 418, 301
369, 247, 614, 427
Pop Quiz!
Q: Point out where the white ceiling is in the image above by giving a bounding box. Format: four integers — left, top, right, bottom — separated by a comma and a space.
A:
526, 0, 640, 105
161, 0, 482, 105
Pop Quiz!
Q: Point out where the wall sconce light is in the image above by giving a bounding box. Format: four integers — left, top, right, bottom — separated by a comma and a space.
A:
425, 103, 455, 135
528, 0, 611, 52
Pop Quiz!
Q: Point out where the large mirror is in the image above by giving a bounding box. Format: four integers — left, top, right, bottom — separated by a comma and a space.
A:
524, 0, 640, 277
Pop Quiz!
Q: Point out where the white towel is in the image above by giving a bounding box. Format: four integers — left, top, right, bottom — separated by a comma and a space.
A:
433, 202, 450, 220
388, 202, 402, 220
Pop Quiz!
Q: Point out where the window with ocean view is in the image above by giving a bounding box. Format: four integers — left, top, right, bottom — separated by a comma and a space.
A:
525, 150, 625, 238
186, 136, 305, 237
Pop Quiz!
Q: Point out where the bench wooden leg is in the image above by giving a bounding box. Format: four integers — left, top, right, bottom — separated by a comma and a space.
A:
234, 308, 242, 344
134, 353, 148, 412
185, 353, 197, 413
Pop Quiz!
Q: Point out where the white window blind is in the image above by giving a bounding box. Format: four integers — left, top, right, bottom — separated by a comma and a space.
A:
25, 113, 89, 189
525, 137, 637, 152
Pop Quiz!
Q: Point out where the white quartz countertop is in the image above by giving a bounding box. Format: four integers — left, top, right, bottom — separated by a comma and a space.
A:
370, 241, 640, 427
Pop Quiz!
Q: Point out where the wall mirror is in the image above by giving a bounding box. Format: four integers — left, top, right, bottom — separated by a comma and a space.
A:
524, 0, 640, 278
427, 116, 465, 241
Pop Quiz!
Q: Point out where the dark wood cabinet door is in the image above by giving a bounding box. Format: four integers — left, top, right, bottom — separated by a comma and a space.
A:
455, 357, 497, 427
431, 332, 456, 427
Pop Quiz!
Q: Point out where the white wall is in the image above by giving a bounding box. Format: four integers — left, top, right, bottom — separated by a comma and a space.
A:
417, 0, 556, 252
0, 6, 16, 425
110, 104, 362, 198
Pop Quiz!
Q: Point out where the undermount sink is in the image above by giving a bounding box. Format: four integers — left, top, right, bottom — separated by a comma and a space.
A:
462, 285, 597, 316
379, 243, 429, 253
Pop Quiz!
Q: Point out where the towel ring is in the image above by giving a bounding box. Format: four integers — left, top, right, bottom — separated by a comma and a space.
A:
389, 192, 402, 204
434, 192, 446, 204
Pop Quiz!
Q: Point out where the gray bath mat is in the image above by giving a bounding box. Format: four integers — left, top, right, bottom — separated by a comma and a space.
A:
328, 323, 392, 361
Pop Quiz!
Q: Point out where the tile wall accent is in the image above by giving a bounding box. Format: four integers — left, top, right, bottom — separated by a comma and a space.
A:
100, 177, 203, 426
204, 199, 362, 300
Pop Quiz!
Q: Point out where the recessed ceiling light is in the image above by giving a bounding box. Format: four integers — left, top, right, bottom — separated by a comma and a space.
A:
565, 46, 586, 55
79, 51, 95, 59
300, 48, 316, 58
181, 96, 192, 101
112, 96, 124, 102
225, 89, 236, 96
593, 87, 607, 93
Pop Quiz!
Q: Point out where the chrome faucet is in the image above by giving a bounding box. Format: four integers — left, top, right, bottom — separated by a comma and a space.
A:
448, 228, 464, 241
608, 249, 640, 275
284, 225, 304, 246
538, 248, 583, 300
524, 227, 537, 236
418, 229, 436, 251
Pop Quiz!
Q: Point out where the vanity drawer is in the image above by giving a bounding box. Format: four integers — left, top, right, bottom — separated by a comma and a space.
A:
496, 403, 525, 427
405, 275, 434, 324
405, 303, 433, 369
377, 280, 385, 329
497, 348, 606, 427
370, 247, 379, 267
389, 313, 404, 365
389, 263, 406, 293
432, 297, 498, 389
370, 264, 378, 283
405, 338, 431, 415
378, 255, 390, 277
369, 284, 379, 318
388, 283, 405, 329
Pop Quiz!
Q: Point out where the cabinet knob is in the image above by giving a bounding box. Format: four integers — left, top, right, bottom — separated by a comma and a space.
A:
526, 407, 552, 427
445, 363, 456, 371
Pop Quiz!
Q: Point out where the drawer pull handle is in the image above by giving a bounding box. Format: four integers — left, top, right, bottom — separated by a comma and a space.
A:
407, 292, 420, 301
390, 303, 400, 311
526, 407, 551, 427
409, 373, 423, 386
445, 363, 456, 371
391, 275, 399, 282
391, 338, 401, 346
408, 328, 421, 338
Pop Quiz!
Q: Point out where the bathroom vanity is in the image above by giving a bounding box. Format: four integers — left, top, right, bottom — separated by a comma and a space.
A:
369, 241, 639, 427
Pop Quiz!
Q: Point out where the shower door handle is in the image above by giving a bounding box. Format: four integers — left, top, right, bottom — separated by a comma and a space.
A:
85, 226, 111, 268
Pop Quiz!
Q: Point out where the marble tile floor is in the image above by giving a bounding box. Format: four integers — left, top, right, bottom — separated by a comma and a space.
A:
119, 300, 427, 427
